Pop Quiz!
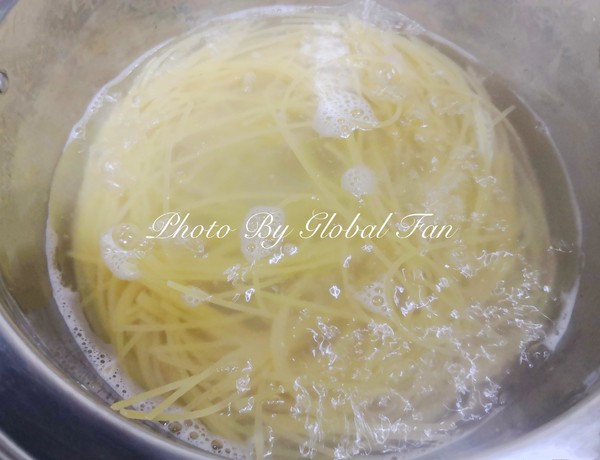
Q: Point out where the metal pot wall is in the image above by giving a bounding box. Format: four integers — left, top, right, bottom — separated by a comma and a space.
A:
0, 1, 599, 459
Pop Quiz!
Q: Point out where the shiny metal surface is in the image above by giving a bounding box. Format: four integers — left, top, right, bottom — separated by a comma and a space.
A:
0, 1, 599, 459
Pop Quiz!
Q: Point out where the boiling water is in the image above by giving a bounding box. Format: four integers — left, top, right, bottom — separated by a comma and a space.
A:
46, 2, 580, 459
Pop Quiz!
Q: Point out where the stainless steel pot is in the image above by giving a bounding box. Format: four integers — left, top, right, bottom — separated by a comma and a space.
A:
1, 1, 599, 459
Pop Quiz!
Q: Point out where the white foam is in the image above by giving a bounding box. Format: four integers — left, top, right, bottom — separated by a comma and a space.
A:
313, 88, 378, 138
357, 281, 392, 317
301, 24, 379, 139
46, 228, 138, 401
341, 166, 376, 197
100, 224, 145, 281
240, 206, 286, 262
301, 34, 348, 65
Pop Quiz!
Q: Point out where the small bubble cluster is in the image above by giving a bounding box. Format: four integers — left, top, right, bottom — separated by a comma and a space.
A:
341, 166, 376, 197
300, 33, 348, 65
302, 28, 378, 139
100, 223, 149, 280
241, 206, 286, 262
313, 88, 378, 139
357, 281, 392, 317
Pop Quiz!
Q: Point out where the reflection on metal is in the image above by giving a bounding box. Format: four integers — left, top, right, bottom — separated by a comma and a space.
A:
0, 70, 8, 95
0, 429, 33, 460
0, 0, 17, 23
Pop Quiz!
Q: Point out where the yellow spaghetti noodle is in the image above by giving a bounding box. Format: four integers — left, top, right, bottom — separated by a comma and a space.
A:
56, 8, 555, 459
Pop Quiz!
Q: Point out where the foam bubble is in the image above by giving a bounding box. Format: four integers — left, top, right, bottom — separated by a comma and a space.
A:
100, 224, 146, 280
46, 228, 138, 401
301, 24, 378, 139
241, 206, 286, 262
301, 34, 348, 65
358, 281, 392, 317
313, 87, 378, 139
341, 166, 376, 197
